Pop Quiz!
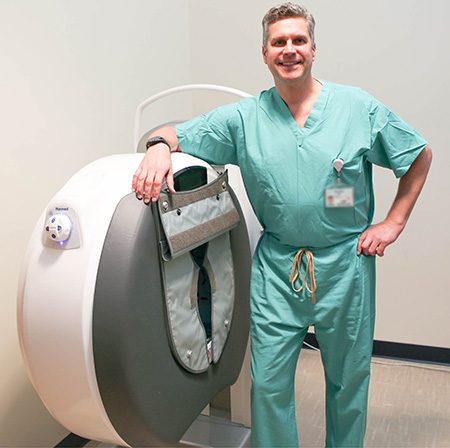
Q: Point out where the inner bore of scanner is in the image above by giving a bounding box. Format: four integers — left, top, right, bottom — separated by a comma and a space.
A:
174, 165, 212, 339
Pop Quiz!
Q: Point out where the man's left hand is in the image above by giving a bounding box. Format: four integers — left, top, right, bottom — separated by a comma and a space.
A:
357, 220, 404, 257
357, 146, 432, 257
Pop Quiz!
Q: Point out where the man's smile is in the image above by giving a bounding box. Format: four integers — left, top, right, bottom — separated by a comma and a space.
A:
279, 61, 302, 66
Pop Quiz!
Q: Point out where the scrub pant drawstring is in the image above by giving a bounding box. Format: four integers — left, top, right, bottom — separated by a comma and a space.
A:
289, 249, 316, 303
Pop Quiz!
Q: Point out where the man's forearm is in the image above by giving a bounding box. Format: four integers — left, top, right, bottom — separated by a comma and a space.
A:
385, 145, 432, 229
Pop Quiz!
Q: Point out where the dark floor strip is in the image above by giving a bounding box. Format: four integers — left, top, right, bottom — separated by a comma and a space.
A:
55, 433, 90, 448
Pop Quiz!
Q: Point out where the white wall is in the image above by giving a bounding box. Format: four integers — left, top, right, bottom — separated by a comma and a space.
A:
189, 0, 450, 348
0, 1, 192, 446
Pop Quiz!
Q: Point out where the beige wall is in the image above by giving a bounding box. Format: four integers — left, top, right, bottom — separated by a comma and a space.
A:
0, 1, 192, 446
189, 0, 450, 348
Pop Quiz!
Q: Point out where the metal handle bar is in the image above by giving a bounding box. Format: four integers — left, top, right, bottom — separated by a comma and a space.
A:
134, 84, 252, 150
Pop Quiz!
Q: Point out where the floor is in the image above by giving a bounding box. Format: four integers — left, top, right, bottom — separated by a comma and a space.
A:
86, 349, 450, 448
295, 349, 450, 447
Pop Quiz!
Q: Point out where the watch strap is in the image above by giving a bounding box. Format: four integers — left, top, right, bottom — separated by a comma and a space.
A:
146, 136, 171, 151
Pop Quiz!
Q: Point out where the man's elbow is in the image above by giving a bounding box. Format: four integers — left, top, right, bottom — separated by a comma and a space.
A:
414, 144, 432, 172
422, 144, 433, 165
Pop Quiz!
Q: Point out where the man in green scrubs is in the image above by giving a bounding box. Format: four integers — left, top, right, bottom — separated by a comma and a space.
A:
132, 3, 432, 447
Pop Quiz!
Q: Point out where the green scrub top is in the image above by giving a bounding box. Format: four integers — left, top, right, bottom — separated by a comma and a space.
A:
175, 81, 427, 249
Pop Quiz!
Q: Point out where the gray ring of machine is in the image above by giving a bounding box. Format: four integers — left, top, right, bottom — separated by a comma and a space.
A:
92, 188, 251, 446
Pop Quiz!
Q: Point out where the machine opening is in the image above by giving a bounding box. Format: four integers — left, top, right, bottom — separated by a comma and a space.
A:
191, 243, 212, 339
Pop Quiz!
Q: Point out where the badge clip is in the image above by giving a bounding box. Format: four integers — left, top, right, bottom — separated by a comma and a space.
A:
333, 158, 344, 185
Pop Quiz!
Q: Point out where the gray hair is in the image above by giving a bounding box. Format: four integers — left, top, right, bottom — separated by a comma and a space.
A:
262, 3, 315, 48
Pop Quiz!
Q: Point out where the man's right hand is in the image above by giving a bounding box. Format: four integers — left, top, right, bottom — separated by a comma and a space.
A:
132, 143, 176, 204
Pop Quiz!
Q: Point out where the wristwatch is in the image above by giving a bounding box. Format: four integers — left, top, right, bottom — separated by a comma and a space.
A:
146, 136, 171, 151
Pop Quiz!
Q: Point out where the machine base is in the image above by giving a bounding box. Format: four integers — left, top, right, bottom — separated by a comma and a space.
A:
180, 414, 251, 447
87, 415, 251, 448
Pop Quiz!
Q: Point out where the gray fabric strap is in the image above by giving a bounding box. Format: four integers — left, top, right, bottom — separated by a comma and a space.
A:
190, 265, 199, 310
158, 171, 240, 261
161, 172, 230, 210
208, 233, 234, 363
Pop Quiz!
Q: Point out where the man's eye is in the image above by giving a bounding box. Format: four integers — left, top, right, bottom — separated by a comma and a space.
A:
295, 39, 305, 44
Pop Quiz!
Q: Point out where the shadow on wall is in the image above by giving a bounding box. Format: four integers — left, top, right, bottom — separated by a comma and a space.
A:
0, 369, 68, 448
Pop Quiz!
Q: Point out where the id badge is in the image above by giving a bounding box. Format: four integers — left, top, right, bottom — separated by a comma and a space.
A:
325, 184, 354, 208
325, 158, 354, 208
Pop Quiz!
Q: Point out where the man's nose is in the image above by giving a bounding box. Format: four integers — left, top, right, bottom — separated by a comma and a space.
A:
284, 40, 295, 54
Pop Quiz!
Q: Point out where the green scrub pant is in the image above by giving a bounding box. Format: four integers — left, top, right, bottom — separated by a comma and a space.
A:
250, 233, 376, 448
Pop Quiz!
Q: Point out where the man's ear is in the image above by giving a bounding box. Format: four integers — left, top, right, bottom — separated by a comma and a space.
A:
262, 45, 268, 64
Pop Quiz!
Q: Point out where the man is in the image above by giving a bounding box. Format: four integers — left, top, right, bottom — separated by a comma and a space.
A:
132, 3, 432, 447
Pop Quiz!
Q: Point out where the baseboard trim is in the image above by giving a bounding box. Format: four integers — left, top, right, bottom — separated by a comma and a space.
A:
304, 333, 450, 365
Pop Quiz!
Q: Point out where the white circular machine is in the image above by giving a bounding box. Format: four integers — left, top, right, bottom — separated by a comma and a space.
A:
17, 85, 261, 447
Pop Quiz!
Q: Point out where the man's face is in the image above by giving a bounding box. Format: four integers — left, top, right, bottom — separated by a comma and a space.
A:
262, 17, 316, 87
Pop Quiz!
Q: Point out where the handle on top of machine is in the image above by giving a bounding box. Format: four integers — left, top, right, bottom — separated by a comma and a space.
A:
134, 84, 252, 151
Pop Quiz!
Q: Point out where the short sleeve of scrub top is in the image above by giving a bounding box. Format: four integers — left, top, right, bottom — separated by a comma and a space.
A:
175, 102, 242, 167
362, 91, 428, 178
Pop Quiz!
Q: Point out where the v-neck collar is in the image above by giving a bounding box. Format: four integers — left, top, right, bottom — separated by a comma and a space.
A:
271, 80, 329, 140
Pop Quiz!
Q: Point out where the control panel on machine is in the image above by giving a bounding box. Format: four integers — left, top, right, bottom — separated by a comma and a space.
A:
42, 206, 81, 250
